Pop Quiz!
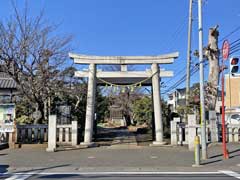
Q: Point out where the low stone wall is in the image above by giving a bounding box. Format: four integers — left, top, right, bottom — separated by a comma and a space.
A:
46, 115, 78, 152
17, 124, 48, 144
170, 112, 240, 151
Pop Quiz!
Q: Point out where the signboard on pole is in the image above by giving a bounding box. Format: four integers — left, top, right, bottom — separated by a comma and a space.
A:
0, 104, 15, 132
222, 40, 230, 60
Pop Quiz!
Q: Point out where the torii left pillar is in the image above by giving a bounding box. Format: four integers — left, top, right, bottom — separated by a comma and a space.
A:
81, 63, 96, 146
151, 63, 166, 146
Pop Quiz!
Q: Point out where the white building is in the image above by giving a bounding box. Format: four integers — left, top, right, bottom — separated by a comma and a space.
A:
167, 85, 222, 115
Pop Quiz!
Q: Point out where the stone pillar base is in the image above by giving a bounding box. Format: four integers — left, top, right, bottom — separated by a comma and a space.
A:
46, 148, 56, 152
79, 142, 97, 148
8, 143, 21, 149
192, 164, 202, 167
150, 141, 167, 147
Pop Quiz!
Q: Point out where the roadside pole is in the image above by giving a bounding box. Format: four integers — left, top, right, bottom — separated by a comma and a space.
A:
221, 40, 230, 159
198, 0, 207, 160
193, 135, 201, 167
221, 65, 229, 159
186, 0, 193, 109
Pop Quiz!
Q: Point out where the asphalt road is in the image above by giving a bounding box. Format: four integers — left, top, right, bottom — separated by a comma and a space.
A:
0, 172, 239, 180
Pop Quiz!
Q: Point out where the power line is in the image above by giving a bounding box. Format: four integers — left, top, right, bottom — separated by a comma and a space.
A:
162, 41, 240, 95
162, 63, 201, 94
219, 26, 240, 43
230, 38, 240, 46
167, 21, 188, 52
164, 66, 186, 84
163, 25, 240, 95
163, 14, 189, 52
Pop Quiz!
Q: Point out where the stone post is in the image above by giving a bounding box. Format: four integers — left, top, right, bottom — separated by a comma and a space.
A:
188, 114, 197, 151
71, 121, 78, 146
46, 115, 57, 152
234, 128, 239, 142
81, 63, 96, 146
228, 127, 233, 142
170, 121, 177, 145
8, 132, 13, 148
209, 110, 218, 142
151, 63, 166, 145
179, 126, 183, 145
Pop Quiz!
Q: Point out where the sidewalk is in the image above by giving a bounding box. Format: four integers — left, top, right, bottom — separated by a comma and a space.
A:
0, 142, 239, 173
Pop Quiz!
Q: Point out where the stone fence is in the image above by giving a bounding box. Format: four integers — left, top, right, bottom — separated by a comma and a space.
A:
1, 115, 78, 151
46, 115, 78, 152
171, 113, 240, 151
17, 124, 48, 144
228, 124, 240, 142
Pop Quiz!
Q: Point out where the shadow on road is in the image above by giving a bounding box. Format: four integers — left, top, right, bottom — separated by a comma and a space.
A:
9, 164, 70, 174
202, 146, 240, 165
209, 148, 240, 159
37, 174, 79, 179
0, 165, 9, 173
201, 159, 222, 165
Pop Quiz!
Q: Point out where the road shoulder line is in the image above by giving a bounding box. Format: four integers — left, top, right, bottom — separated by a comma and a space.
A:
219, 170, 240, 179
2, 171, 222, 176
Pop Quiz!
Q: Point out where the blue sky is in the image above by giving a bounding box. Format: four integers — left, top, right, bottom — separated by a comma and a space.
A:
1, 0, 240, 96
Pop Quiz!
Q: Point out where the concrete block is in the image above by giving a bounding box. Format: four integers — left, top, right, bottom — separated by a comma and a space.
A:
188, 114, 197, 151
209, 110, 218, 142
71, 121, 78, 146
46, 115, 57, 152
170, 121, 177, 145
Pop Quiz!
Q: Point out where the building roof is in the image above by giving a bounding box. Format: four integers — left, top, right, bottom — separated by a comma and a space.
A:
0, 78, 17, 89
176, 88, 186, 95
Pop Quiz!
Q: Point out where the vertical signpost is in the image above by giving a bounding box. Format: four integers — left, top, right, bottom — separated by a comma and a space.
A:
221, 40, 230, 159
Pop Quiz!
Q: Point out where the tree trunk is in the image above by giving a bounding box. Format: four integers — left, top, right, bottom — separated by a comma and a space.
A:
206, 26, 220, 110
34, 102, 44, 124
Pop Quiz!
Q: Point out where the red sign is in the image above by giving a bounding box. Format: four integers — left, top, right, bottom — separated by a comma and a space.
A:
222, 40, 230, 60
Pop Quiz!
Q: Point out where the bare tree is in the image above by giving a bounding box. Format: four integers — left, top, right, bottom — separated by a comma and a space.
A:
204, 26, 220, 110
194, 26, 220, 111
60, 66, 87, 111
0, 4, 72, 123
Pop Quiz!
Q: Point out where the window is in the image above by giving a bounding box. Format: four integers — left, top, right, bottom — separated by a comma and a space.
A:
218, 96, 222, 101
231, 114, 240, 120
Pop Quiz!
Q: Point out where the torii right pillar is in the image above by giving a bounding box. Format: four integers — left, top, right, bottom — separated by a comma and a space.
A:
151, 63, 166, 145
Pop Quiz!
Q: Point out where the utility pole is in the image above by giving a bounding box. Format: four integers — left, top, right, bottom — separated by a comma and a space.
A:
186, 0, 193, 110
198, 0, 207, 160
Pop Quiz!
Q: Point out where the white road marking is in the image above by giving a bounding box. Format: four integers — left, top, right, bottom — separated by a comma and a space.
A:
87, 156, 96, 159
3, 171, 222, 176
150, 156, 158, 159
219, 170, 240, 179
5, 172, 34, 180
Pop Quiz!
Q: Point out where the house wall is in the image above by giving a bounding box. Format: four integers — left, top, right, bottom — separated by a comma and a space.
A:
225, 75, 240, 110
167, 91, 185, 112
167, 88, 222, 114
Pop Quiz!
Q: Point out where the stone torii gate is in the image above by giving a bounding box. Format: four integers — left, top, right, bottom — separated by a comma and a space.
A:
69, 52, 179, 147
